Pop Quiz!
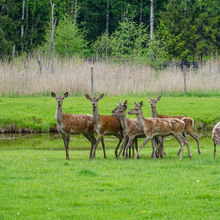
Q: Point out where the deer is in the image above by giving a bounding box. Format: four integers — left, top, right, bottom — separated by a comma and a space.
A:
85, 93, 123, 159
128, 101, 192, 160
212, 122, 220, 159
51, 91, 104, 160
149, 96, 201, 155
112, 100, 144, 159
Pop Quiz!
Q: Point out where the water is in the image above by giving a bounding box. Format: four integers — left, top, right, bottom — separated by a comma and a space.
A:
0, 133, 118, 151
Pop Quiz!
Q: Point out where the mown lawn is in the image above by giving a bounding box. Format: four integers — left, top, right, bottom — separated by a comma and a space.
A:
0, 95, 220, 132
0, 135, 219, 220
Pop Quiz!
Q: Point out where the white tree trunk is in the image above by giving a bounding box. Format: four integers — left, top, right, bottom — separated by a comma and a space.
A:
50, 0, 55, 74
150, 0, 154, 40
21, 0, 25, 52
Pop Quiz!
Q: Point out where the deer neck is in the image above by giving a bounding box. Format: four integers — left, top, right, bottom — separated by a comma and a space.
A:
56, 104, 63, 124
136, 111, 145, 129
118, 114, 128, 135
151, 106, 158, 118
92, 105, 99, 126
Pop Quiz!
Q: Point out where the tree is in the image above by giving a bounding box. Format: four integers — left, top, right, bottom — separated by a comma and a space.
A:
41, 15, 88, 58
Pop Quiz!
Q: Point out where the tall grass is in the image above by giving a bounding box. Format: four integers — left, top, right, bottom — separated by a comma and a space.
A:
0, 56, 219, 96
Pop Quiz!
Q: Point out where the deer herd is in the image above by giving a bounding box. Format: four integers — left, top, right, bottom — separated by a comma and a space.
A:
51, 92, 219, 160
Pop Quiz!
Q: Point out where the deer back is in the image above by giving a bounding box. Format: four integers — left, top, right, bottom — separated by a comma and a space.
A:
144, 118, 185, 137
60, 114, 94, 134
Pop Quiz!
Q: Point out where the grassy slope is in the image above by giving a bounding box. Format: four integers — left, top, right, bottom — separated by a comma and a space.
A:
0, 138, 219, 219
0, 95, 220, 132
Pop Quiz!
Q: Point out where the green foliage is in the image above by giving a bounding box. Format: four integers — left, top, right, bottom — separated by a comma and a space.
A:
158, 0, 220, 61
41, 15, 88, 58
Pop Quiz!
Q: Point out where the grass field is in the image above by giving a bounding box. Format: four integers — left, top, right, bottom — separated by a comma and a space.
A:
0, 95, 220, 219
0, 136, 219, 219
0, 95, 220, 133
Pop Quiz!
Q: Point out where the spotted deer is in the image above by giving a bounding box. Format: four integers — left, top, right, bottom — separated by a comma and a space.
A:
128, 101, 192, 160
149, 96, 200, 155
212, 122, 220, 159
51, 91, 103, 160
112, 100, 144, 159
85, 94, 123, 159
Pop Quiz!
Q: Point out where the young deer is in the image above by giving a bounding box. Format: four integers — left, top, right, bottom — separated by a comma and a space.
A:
149, 96, 201, 155
128, 101, 192, 160
212, 122, 220, 159
85, 94, 123, 159
112, 100, 144, 159
51, 91, 101, 160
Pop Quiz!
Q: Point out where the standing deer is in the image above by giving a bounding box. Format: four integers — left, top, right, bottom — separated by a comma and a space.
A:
212, 122, 220, 159
51, 91, 102, 160
149, 96, 201, 155
85, 94, 123, 159
128, 101, 192, 160
112, 100, 144, 159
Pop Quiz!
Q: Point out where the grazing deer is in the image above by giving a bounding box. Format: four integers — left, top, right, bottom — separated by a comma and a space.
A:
149, 96, 201, 155
51, 91, 101, 160
112, 100, 144, 159
128, 101, 192, 160
85, 94, 123, 159
212, 122, 220, 159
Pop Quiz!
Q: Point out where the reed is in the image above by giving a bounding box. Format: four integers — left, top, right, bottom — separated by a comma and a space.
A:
0, 56, 219, 96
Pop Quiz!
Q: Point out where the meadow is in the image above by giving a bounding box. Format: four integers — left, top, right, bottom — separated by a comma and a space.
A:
0, 135, 219, 219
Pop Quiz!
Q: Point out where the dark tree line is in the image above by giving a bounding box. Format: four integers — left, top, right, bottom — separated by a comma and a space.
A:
0, 0, 219, 61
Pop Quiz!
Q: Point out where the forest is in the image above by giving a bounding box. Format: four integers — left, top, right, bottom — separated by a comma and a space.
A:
0, 0, 219, 63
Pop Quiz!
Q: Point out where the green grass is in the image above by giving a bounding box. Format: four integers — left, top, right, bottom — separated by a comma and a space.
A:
0, 136, 219, 219
0, 95, 220, 133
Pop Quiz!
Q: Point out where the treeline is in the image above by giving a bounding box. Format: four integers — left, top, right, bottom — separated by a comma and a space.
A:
0, 0, 219, 63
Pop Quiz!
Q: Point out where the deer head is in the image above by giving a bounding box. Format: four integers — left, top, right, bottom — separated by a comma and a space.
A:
149, 96, 161, 108
115, 100, 127, 117
85, 93, 104, 109
112, 100, 123, 117
51, 91, 69, 106
128, 101, 143, 115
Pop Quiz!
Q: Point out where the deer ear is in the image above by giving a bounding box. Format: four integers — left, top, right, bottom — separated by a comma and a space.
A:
85, 94, 91, 100
63, 91, 69, 98
149, 96, 153, 102
134, 101, 138, 106
118, 99, 121, 105
155, 96, 161, 102
123, 100, 127, 109
51, 92, 56, 98
140, 101, 143, 107
98, 93, 104, 100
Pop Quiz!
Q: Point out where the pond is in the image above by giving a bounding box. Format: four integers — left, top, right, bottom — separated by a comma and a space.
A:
0, 133, 119, 151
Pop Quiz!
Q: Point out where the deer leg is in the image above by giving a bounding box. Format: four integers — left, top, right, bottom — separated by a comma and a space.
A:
134, 136, 151, 159
151, 138, 157, 159
114, 133, 123, 158
129, 143, 131, 158
187, 131, 201, 155
92, 134, 103, 159
101, 137, 107, 159
214, 142, 216, 159
134, 138, 139, 159
181, 136, 192, 159
117, 137, 128, 159
174, 135, 184, 160
62, 133, 70, 160
83, 133, 95, 159
124, 138, 134, 160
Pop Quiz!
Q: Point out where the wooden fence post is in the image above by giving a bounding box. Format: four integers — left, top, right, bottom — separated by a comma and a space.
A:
183, 66, 187, 96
